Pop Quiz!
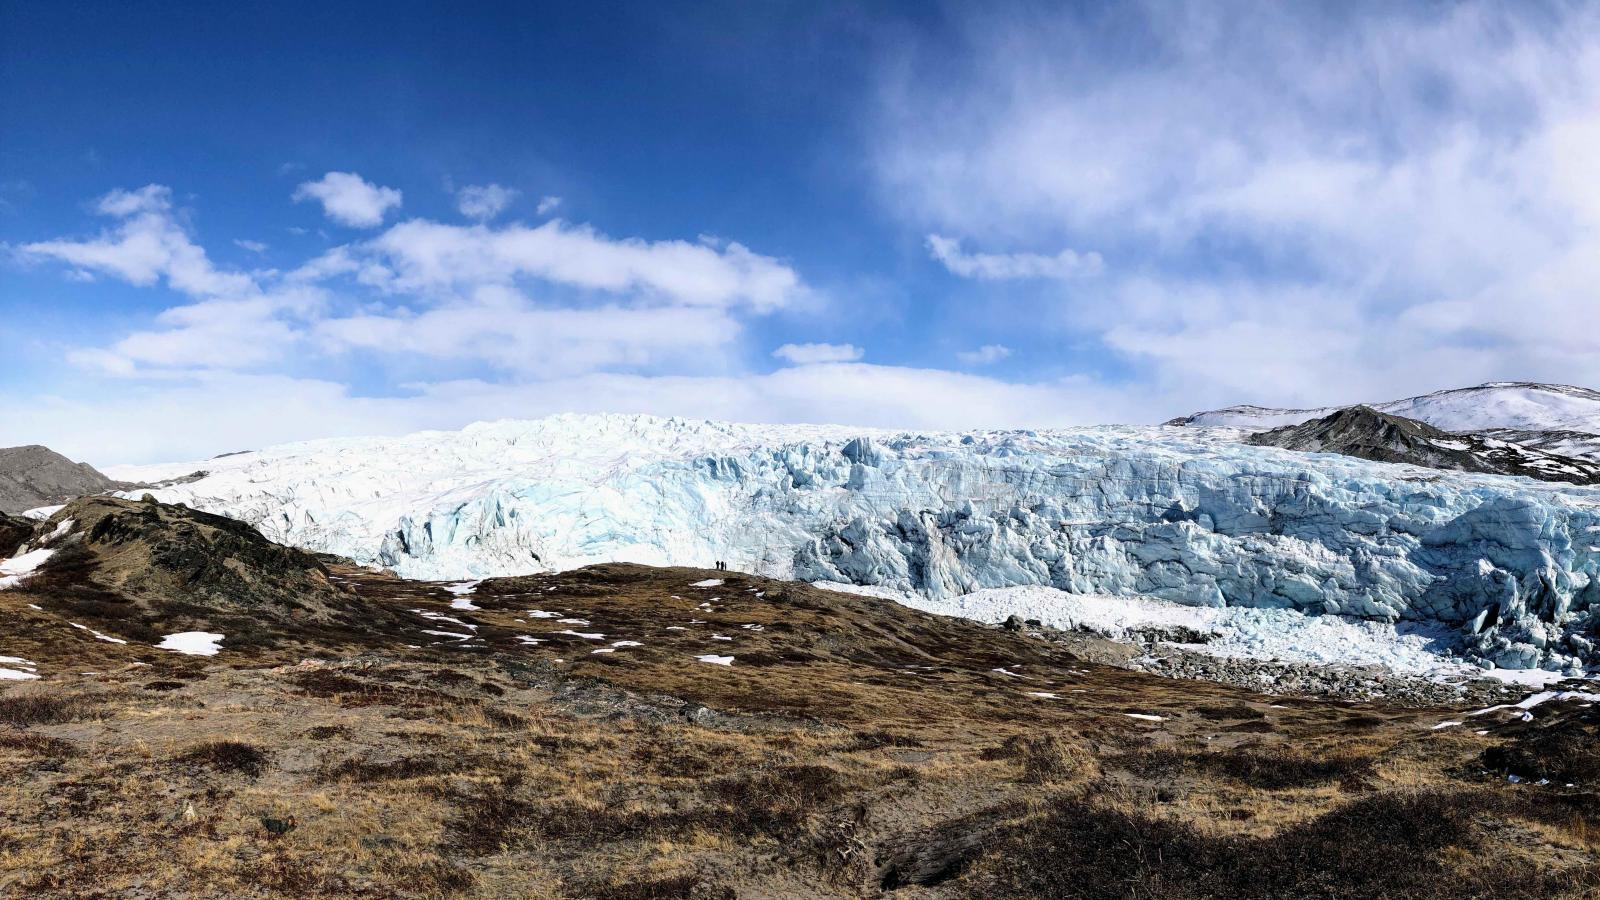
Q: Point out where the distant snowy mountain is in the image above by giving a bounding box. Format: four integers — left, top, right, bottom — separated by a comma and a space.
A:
1247, 406, 1600, 486
1169, 382, 1600, 434
1170, 382, 1600, 464
109, 412, 1600, 672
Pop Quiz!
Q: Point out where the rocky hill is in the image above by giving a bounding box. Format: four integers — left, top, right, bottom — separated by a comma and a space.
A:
0, 495, 418, 655
1247, 406, 1600, 485
0, 444, 128, 514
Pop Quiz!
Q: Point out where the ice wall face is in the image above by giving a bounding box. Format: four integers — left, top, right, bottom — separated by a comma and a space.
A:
115, 415, 1600, 670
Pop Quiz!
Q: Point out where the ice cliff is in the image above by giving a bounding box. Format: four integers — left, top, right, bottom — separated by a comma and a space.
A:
111, 413, 1600, 671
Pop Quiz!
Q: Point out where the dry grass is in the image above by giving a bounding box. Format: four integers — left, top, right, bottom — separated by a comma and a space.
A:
1, 561, 1595, 897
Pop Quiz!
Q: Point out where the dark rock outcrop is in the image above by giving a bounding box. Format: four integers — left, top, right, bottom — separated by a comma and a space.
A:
14, 497, 413, 649
1248, 406, 1600, 485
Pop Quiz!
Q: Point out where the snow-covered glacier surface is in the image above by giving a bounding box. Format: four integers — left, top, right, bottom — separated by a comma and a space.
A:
110, 413, 1600, 671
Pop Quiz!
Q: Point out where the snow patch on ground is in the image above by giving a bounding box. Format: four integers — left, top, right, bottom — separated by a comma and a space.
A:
0, 547, 56, 590
1479, 667, 1573, 688
1470, 690, 1600, 717
157, 632, 224, 656
696, 654, 734, 666
70, 623, 127, 644
0, 655, 39, 681
444, 581, 481, 610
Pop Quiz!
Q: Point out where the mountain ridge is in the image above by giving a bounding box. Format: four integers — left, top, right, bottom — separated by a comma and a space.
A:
1246, 405, 1600, 485
1167, 381, 1600, 436
0, 444, 130, 515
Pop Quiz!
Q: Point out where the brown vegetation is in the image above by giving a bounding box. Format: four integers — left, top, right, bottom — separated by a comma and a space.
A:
1, 533, 1595, 897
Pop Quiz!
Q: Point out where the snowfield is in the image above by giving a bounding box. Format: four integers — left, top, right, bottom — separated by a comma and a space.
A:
110, 412, 1600, 671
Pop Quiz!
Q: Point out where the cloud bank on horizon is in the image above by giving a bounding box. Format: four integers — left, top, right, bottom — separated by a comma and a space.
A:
4, 1, 1600, 464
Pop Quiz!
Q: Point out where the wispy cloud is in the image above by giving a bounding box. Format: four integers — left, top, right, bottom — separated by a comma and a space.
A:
957, 344, 1011, 365
20, 185, 254, 297
536, 195, 562, 215
875, 2, 1600, 407
456, 183, 518, 221
322, 218, 806, 311
293, 171, 402, 228
926, 235, 1101, 280
772, 342, 863, 365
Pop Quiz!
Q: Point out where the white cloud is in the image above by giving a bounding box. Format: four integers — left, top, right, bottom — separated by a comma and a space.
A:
957, 344, 1011, 365
233, 239, 268, 254
314, 285, 741, 378
337, 218, 804, 310
927, 235, 1101, 280
94, 185, 171, 217
772, 342, 863, 365
20, 182, 806, 384
293, 171, 402, 228
874, 3, 1600, 408
20, 186, 254, 297
536, 195, 562, 215
456, 183, 518, 221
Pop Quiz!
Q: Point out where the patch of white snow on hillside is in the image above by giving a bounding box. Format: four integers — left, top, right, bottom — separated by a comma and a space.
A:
0, 548, 56, 590
696, 654, 734, 666
691, 579, 724, 588
445, 581, 481, 610
70, 623, 127, 644
1124, 713, 1165, 722
1481, 667, 1572, 688
1470, 690, 1600, 717
0, 655, 38, 680
412, 610, 477, 630
157, 632, 224, 656
23, 505, 65, 521
817, 582, 1483, 679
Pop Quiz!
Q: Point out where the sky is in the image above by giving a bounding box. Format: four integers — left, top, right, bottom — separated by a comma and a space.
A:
4, 1, 1600, 465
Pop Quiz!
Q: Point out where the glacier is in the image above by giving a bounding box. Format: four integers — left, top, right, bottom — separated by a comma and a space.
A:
109, 413, 1600, 671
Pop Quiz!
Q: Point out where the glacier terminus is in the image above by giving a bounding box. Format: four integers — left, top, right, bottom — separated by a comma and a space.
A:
111, 412, 1600, 674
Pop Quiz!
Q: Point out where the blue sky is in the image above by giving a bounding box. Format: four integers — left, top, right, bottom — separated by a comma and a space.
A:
4, 1, 1600, 463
